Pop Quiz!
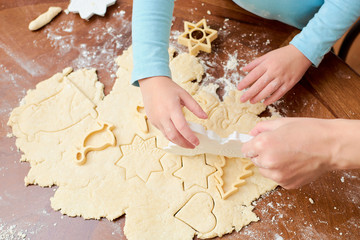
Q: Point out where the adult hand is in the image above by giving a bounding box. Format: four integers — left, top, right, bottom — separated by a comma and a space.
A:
241, 118, 360, 189
237, 45, 312, 105
139, 76, 207, 148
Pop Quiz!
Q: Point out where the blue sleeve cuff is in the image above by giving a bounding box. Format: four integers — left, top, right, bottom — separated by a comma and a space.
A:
290, 37, 324, 67
131, 0, 174, 86
131, 63, 172, 87
289, 0, 360, 67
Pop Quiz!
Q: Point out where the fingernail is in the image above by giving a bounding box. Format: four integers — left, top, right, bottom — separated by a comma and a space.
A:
188, 144, 196, 149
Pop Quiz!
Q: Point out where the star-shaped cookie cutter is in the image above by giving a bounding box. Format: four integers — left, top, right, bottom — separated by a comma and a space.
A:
178, 19, 218, 56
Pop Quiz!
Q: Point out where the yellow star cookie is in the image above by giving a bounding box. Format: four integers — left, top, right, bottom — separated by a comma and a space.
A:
178, 19, 218, 56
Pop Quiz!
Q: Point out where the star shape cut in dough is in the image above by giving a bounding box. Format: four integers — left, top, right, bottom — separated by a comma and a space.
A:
173, 155, 216, 190
117, 135, 164, 182
178, 19, 218, 56
68, 0, 116, 20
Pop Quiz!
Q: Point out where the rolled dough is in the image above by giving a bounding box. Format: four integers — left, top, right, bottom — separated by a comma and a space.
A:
28, 7, 62, 31
8, 47, 278, 239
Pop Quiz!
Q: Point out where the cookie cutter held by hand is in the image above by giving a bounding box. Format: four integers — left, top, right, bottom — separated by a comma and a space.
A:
163, 122, 253, 158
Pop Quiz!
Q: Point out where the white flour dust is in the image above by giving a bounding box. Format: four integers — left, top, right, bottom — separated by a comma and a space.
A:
0, 224, 27, 240
0, 42, 46, 78
40, 8, 130, 78
0, 64, 27, 132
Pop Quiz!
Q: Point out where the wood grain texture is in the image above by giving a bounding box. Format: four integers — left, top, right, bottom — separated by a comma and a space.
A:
0, 0, 359, 239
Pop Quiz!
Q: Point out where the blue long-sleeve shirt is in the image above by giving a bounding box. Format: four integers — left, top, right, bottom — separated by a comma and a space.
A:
132, 0, 360, 86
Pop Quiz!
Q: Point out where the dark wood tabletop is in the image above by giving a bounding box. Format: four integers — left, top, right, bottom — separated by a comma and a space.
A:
1, 0, 359, 239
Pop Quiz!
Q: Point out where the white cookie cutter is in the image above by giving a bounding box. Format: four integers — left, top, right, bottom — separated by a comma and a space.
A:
68, 0, 116, 20
163, 122, 253, 157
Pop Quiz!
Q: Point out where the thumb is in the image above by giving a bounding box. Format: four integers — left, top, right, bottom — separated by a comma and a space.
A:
180, 91, 208, 119
241, 141, 254, 158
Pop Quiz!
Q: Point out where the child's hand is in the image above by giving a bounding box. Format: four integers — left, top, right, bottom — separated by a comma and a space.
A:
237, 45, 312, 105
139, 76, 208, 148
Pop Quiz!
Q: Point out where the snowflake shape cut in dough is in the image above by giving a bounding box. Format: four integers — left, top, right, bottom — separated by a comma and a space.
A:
68, 0, 116, 20
173, 155, 216, 190
117, 135, 165, 182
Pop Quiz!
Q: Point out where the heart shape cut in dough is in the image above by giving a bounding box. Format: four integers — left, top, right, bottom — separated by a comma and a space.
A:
174, 192, 217, 233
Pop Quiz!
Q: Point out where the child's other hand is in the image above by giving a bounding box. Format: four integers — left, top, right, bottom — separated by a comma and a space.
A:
237, 45, 312, 105
139, 76, 208, 148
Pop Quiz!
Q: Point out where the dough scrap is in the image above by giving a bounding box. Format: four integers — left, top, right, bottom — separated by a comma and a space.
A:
8, 47, 278, 240
29, 7, 62, 31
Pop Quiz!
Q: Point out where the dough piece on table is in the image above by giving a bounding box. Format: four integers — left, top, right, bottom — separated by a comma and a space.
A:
170, 53, 204, 95
8, 47, 278, 240
28, 7, 62, 31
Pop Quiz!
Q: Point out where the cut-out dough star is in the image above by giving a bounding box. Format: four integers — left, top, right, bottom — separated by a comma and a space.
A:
173, 155, 216, 190
117, 136, 164, 182
68, 0, 116, 20
178, 19, 218, 56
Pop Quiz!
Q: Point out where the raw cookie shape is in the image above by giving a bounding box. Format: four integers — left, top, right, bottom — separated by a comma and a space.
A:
68, 0, 116, 20
173, 155, 216, 191
10, 72, 98, 142
117, 135, 165, 182
214, 156, 254, 199
135, 105, 149, 134
174, 192, 217, 234
29, 6, 62, 31
75, 122, 116, 165
178, 19, 218, 56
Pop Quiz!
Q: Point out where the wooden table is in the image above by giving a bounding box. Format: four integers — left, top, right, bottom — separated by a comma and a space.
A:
1, 0, 359, 239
